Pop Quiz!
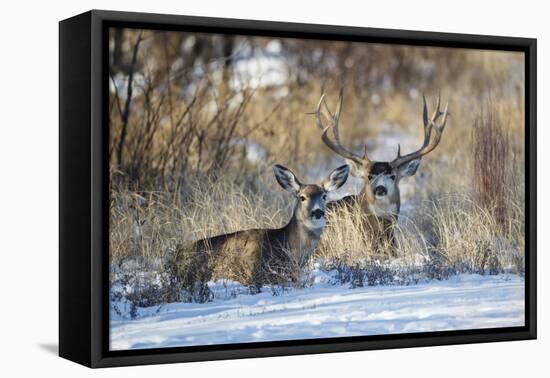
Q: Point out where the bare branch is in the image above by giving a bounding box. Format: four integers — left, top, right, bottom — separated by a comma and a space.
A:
116, 31, 144, 168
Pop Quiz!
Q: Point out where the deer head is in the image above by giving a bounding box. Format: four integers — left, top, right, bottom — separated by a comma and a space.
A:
313, 85, 448, 219
273, 164, 350, 230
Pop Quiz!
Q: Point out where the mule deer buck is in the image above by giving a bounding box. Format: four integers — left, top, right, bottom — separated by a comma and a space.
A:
313, 85, 448, 251
170, 164, 350, 301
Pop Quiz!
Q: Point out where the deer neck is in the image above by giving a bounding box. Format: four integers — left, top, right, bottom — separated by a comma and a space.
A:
283, 209, 323, 260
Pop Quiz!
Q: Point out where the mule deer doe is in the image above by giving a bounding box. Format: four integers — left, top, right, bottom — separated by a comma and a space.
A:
313, 85, 448, 251
170, 164, 350, 301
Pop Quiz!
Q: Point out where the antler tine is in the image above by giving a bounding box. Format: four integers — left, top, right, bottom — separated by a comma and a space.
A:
314, 93, 327, 132
428, 99, 449, 139
335, 84, 345, 124
423, 94, 443, 125
438, 101, 449, 132
421, 94, 434, 146
432, 94, 441, 123
329, 85, 345, 146
422, 94, 429, 128
313, 83, 368, 165
392, 95, 449, 168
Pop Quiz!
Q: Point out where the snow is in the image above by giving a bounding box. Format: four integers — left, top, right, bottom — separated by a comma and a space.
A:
229, 40, 289, 90
229, 138, 268, 163
231, 55, 288, 90
110, 273, 524, 351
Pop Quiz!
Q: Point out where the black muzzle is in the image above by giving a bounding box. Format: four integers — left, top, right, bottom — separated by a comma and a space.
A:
374, 186, 388, 196
311, 209, 325, 219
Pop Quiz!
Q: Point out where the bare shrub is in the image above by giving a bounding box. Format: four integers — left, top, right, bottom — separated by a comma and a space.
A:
110, 256, 179, 318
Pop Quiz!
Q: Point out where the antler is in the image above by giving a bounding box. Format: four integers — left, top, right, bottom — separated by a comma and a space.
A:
391, 94, 449, 168
313, 84, 371, 166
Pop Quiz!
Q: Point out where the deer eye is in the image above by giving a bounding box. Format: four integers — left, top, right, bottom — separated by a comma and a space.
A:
368, 174, 374, 181
322, 194, 327, 201
299, 195, 307, 202
390, 174, 396, 181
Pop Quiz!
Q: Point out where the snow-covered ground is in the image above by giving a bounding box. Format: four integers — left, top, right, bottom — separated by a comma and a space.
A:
110, 273, 524, 351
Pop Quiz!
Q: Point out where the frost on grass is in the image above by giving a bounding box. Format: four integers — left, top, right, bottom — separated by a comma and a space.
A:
110, 269, 524, 350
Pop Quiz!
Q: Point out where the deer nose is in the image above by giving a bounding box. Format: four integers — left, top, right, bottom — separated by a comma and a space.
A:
311, 209, 325, 219
374, 186, 388, 196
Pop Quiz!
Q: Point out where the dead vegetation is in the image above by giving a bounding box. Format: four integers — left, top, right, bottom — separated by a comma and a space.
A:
108, 28, 525, 305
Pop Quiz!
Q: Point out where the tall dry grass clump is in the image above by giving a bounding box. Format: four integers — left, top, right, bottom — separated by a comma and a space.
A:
473, 105, 510, 224
420, 194, 523, 275
468, 102, 524, 273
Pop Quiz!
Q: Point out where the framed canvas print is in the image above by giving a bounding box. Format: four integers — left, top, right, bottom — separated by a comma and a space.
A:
59, 10, 537, 368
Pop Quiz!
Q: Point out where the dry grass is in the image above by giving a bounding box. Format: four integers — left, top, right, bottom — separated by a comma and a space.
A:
108, 29, 526, 304
110, 163, 524, 289
110, 170, 291, 261
420, 194, 524, 274
315, 190, 524, 284
473, 104, 511, 224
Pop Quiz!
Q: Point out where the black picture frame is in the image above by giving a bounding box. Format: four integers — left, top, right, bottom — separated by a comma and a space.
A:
59, 9, 537, 368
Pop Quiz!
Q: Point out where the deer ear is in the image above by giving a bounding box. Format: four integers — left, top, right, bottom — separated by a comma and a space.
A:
345, 159, 366, 177
323, 164, 350, 192
273, 164, 302, 193
399, 158, 422, 177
